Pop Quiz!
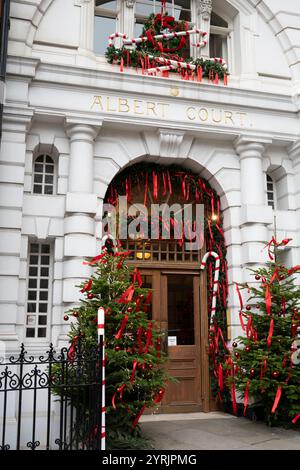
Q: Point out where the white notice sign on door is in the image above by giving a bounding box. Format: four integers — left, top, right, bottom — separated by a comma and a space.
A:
168, 336, 177, 346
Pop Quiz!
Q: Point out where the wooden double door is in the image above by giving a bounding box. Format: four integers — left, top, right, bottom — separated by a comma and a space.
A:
139, 267, 211, 413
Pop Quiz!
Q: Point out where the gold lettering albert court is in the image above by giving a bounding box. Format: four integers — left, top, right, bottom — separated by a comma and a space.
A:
90, 94, 249, 128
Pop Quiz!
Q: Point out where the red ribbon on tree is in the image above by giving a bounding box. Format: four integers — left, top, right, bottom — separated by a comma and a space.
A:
67, 335, 79, 361
243, 379, 250, 416
267, 318, 274, 348
115, 314, 129, 340
132, 404, 147, 429
271, 385, 282, 413
144, 322, 153, 353
83, 253, 106, 265
118, 284, 135, 303
265, 285, 272, 315
292, 414, 300, 424
218, 363, 223, 392
130, 359, 139, 383
133, 267, 143, 287
80, 279, 92, 293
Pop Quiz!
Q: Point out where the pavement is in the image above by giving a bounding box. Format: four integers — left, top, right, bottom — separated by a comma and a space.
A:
140, 412, 300, 450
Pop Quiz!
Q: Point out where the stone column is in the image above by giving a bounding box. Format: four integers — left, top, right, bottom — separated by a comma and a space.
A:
288, 141, 300, 281
120, 0, 136, 39
0, 110, 33, 348
63, 120, 101, 311
193, 0, 212, 59
235, 136, 273, 280
76, 0, 96, 66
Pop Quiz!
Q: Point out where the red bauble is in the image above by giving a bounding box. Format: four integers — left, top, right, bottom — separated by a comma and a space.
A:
73, 311, 79, 318
80, 332, 85, 337
255, 275, 261, 280
87, 293, 94, 299
127, 307, 133, 313
139, 294, 144, 300
261, 277, 266, 283
279, 274, 285, 281
232, 342, 238, 348
64, 315, 69, 321
293, 308, 298, 314
246, 305, 251, 311
245, 346, 250, 352
115, 346, 121, 351
250, 368, 255, 377
234, 352, 240, 358
271, 371, 280, 379
256, 304, 260, 309
148, 363, 153, 369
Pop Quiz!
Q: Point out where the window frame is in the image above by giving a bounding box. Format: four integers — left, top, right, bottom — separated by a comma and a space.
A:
25, 241, 53, 343
209, 11, 233, 62
266, 174, 276, 210
32, 154, 56, 196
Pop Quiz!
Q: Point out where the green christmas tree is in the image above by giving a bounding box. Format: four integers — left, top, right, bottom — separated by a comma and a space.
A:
60, 244, 170, 449
230, 238, 300, 426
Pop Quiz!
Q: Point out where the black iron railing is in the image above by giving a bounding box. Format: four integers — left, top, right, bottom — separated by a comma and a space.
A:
0, 342, 103, 450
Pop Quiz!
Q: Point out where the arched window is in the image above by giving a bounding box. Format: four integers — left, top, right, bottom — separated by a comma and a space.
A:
33, 154, 55, 195
94, 1, 118, 55
209, 11, 231, 62
266, 174, 276, 209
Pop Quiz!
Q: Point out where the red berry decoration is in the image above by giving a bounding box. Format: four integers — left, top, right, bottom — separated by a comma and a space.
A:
255, 275, 261, 280
139, 294, 144, 300
293, 308, 298, 314
245, 346, 250, 352
250, 368, 255, 377
232, 342, 237, 348
234, 352, 240, 358
271, 371, 280, 379
246, 305, 251, 311
127, 307, 133, 313
115, 346, 121, 351
87, 293, 94, 299
279, 274, 285, 281
64, 315, 69, 321
148, 363, 153, 369
80, 332, 85, 337
73, 311, 79, 318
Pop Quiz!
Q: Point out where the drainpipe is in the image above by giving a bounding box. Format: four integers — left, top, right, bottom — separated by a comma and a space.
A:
0, 0, 10, 143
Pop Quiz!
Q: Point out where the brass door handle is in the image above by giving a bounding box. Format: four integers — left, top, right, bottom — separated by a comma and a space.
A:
161, 329, 168, 354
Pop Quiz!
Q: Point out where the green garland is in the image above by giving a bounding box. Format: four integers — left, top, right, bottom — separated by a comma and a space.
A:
105, 13, 228, 79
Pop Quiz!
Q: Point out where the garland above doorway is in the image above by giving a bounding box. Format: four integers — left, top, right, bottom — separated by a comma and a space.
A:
105, 162, 230, 404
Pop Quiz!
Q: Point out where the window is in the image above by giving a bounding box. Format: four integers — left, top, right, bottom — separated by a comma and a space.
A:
209, 11, 230, 61
266, 174, 276, 209
26, 242, 52, 339
94, 1, 118, 55
33, 154, 55, 195
135, 1, 191, 57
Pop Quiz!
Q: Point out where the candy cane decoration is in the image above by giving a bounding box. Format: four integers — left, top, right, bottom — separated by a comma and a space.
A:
109, 29, 206, 47
98, 307, 105, 450
148, 54, 227, 72
201, 251, 220, 326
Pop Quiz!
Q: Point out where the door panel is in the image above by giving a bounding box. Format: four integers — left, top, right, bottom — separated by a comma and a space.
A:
140, 269, 203, 413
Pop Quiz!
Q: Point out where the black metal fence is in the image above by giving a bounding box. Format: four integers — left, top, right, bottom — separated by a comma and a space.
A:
0, 342, 103, 450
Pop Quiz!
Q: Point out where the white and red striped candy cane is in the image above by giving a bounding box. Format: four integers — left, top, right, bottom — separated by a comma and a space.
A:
148, 55, 197, 71
123, 28, 205, 46
147, 64, 176, 74
98, 306, 105, 450
108, 32, 128, 46
201, 251, 220, 326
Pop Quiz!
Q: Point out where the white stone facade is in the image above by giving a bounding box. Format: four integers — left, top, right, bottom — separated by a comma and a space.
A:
0, 0, 300, 353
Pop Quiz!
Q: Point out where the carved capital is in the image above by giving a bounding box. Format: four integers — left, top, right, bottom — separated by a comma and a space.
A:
126, 0, 136, 8
197, 0, 212, 20
158, 129, 185, 158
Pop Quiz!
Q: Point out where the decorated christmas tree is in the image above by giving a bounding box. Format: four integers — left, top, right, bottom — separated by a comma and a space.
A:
62, 243, 169, 449
105, 2, 228, 83
229, 238, 300, 426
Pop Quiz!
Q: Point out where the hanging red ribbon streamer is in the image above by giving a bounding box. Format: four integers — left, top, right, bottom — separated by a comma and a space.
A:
288, 265, 300, 276
218, 363, 223, 392
67, 335, 79, 361
267, 318, 274, 348
292, 414, 300, 424
265, 284, 272, 315
137, 327, 144, 354
144, 322, 153, 353
117, 284, 134, 303
132, 404, 147, 429
243, 380, 250, 416
236, 283, 244, 310
115, 314, 129, 340
133, 267, 143, 287
145, 291, 152, 305
80, 279, 92, 293
83, 253, 106, 265
271, 385, 282, 413
231, 383, 237, 415
153, 388, 165, 404
239, 311, 246, 331
144, 172, 148, 206
152, 171, 158, 200
130, 359, 139, 383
